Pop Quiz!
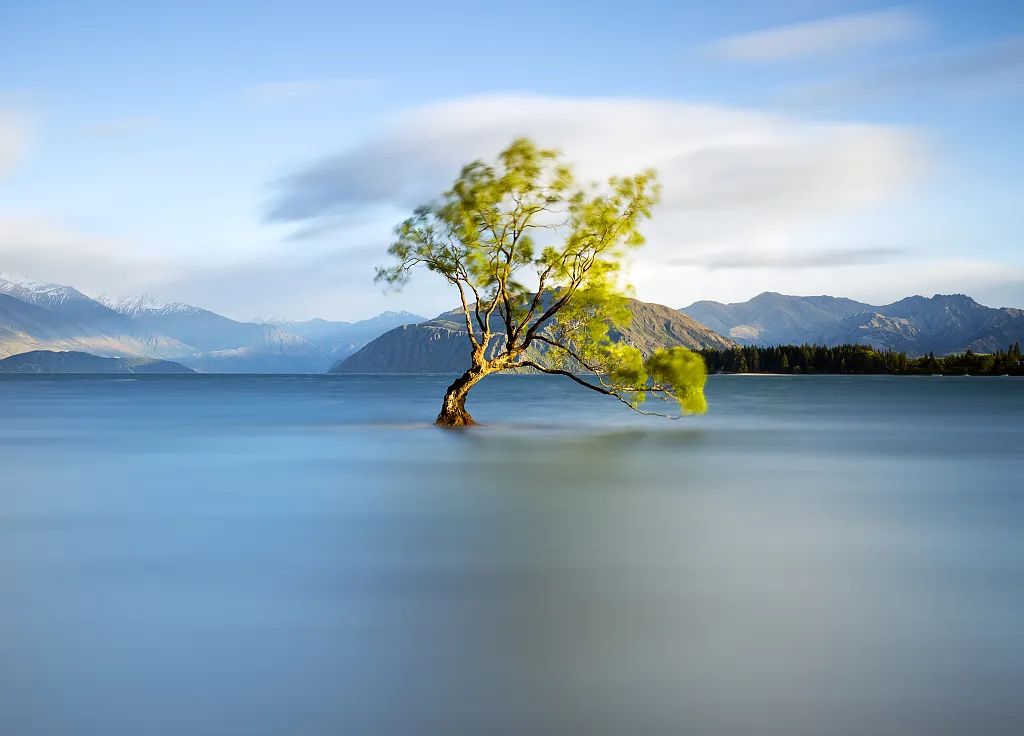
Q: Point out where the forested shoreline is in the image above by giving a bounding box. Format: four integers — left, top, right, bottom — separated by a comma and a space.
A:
699, 343, 1024, 376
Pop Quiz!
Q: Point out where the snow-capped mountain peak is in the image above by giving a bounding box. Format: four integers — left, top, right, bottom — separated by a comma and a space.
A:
0, 271, 50, 290
0, 272, 89, 307
99, 293, 202, 317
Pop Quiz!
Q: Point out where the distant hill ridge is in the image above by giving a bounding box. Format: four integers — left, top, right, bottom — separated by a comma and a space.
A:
332, 297, 736, 373
681, 292, 1024, 356
0, 350, 194, 374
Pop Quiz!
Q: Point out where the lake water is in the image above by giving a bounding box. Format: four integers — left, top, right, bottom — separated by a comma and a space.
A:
1, 374, 1022, 735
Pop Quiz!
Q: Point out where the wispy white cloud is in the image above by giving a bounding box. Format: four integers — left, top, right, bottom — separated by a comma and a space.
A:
0, 215, 172, 296
783, 34, 1024, 108
268, 95, 926, 218
709, 8, 925, 63
672, 247, 906, 269
246, 77, 381, 104
654, 258, 1024, 309
151, 245, 403, 322
264, 93, 929, 310
82, 116, 163, 138
0, 111, 31, 179
0, 214, 415, 321
0, 93, 939, 318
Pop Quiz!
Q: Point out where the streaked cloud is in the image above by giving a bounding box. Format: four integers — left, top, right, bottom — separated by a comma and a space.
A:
268, 95, 925, 219
709, 8, 925, 63
0, 215, 172, 296
656, 257, 1024, 310
82, 116, 163, 138
150, 245, 403, 321
673, 247, 906, 269
246, 77, 381, 104
2, 94, 936, 318
267, 93, 925, 265
784, 34, 1024, 107
0, 111, 31, 179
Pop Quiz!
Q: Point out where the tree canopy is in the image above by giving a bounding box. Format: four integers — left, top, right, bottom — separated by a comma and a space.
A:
376, 138, 707, 426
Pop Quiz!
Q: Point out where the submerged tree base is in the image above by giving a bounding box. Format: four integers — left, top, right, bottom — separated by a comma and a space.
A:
435, 408, 476, 428
435, 366, 485, 428
435, 390, 477, 427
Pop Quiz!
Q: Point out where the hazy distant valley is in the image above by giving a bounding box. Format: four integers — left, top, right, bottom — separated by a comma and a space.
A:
0, 274, 423, 373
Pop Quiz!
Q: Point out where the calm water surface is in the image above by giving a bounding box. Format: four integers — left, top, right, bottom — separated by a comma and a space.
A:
1, 375, 1022, 735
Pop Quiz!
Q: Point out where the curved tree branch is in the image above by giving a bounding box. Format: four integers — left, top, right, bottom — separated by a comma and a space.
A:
516, 360, 682, 419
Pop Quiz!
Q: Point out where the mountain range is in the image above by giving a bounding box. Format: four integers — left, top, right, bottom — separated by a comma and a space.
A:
681, 292, 1024, 356
332, 298, 736, 373
0, 274, 424, 372
2, 272, 1020, 372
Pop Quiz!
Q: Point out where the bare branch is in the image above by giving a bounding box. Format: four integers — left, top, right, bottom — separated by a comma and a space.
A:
528, 334, 602, 373
454, 280, 481, 349
516, 360, 682, 419
516, 360, 612, 395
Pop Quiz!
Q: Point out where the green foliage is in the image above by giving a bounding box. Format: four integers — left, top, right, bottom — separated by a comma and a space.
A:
605, 342, 647, 389
645, 347, 708, 414
377, 137, 706, 419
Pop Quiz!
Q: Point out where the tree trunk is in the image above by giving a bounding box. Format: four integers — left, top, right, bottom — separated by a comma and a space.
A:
436, 365, 487, 427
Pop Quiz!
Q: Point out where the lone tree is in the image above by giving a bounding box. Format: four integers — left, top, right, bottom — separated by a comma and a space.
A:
377, 138, 707, 427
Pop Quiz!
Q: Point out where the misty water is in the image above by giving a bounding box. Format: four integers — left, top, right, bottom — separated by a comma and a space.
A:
1, 374, 1022, 735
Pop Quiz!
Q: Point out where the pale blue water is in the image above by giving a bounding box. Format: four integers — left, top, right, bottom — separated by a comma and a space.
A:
1, 375, 1022, 735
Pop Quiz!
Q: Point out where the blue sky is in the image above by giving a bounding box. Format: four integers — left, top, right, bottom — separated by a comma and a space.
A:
0, 0, 1021, 319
